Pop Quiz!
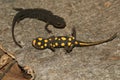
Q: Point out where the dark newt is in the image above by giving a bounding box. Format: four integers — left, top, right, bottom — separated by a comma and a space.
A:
12, 8, 66, 48
32, 28, 117, 53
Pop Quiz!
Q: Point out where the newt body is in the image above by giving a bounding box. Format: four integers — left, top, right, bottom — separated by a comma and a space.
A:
32, 28, 117, 53
12, 8, 66, 48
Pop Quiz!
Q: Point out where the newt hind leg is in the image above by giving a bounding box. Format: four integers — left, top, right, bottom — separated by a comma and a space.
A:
65, 45, 74, 53
13, 8, 24, 11
71, 27, 76, 39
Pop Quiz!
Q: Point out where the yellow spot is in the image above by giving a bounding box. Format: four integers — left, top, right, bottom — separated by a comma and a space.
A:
37, 42, 41, 45
68, 42, 72, 46
53, 45, 55, 47
50, 43, 52, 46
55, 43, 58, 46
44, 44, 47, 47
72, 37, 75, 39
61, 37, 66, 40
38, 38, 42, 41
40, 46, 44, 48
58, 38, 61, 40
32, 40, 36, 45
75, 41, 78, 44
68, 38, 72, 41
55, 37, 58, 40
44, 39, 48, 42
49, 38, 52, 41
61, 43, 65, 46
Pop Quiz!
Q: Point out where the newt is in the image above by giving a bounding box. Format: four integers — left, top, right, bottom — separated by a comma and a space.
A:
12, 8, 66, 48
32, 28, 117, 53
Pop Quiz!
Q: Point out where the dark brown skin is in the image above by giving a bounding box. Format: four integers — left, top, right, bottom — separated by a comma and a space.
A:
32, 28, 117, 53
12, 8, 66, 48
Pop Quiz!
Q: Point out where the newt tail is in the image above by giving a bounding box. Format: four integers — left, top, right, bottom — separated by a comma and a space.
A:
76, 33, 117, 47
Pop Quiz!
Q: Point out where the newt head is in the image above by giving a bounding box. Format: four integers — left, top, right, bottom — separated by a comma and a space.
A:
50, 15, 66, 28
32, 37, 49, 50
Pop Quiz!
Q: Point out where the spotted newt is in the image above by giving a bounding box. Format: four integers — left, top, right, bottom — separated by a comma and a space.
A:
32, 28, 117, 53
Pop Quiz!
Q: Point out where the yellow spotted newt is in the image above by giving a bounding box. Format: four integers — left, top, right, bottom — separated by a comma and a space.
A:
12, 8, 66, 48
32, 28, 117, 53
